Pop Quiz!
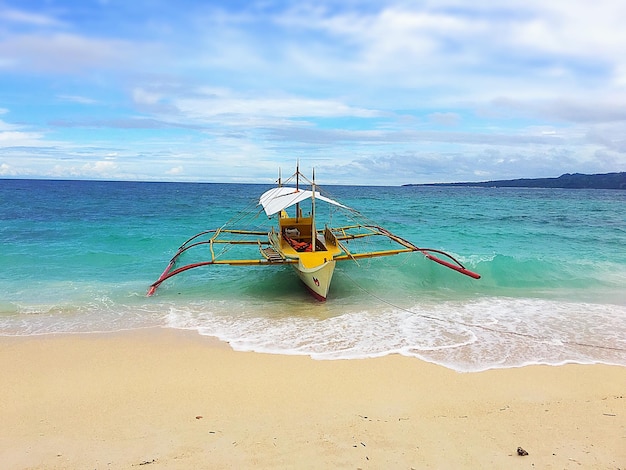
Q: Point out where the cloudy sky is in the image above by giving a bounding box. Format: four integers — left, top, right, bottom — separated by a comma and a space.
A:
1, 0, 625, 185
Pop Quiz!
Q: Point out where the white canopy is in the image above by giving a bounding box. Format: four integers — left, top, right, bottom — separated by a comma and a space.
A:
259, 186, 350, 217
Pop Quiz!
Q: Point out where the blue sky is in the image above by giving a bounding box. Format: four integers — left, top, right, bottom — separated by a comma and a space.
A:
1, 0, 625, 185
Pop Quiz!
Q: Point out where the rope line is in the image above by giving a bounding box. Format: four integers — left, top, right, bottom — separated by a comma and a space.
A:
338, 269, 626, 354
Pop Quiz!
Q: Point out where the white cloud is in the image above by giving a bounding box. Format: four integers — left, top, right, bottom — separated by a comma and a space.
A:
84, 160, 118, 173
512, 1, 626, 58
131, 85, 382, 124
0, 114, 54, 148
175, 95, 380, 121
133, 88, 163, 106
1, 1, 625, 183
0, 126, 47, 146
57, 95, 99, 105
0, 6, 63, 26
0, 32, 145, 73
44, 160, 120, 179
0, 162, 15, 175
166, 166, 184, 175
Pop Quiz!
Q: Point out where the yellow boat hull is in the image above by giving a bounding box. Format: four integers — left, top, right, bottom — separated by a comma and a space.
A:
270, 223, 340, 300
292, 259, 336, 301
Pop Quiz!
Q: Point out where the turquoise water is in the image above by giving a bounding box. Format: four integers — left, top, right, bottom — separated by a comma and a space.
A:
1, 179, 625, 371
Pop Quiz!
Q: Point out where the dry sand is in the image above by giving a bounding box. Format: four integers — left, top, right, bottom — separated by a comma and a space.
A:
0, 328, 624, 469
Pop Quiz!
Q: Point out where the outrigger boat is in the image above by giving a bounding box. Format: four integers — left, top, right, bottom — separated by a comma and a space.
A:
148, 166, 480, 300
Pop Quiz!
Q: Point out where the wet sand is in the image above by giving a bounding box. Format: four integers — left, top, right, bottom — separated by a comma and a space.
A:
1, 328, 624, 469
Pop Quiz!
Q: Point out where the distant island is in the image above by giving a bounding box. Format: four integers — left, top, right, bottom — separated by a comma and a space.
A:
404, 172, 626, 190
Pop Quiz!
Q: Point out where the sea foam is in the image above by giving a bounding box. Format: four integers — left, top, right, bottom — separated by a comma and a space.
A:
164, 296, 626, 372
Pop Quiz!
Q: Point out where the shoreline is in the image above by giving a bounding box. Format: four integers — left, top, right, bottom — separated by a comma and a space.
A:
1, 328, 624, 469
5, 293, 625, 372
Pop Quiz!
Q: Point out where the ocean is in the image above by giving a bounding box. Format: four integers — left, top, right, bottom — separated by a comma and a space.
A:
1, 178, 625, 372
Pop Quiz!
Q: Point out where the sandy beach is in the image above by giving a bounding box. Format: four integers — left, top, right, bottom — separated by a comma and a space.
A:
0, 328, 623, 469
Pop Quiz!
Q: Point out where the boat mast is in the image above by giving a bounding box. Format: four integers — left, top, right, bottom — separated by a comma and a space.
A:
311, 167, 316, 252
295, 160, 300, 222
